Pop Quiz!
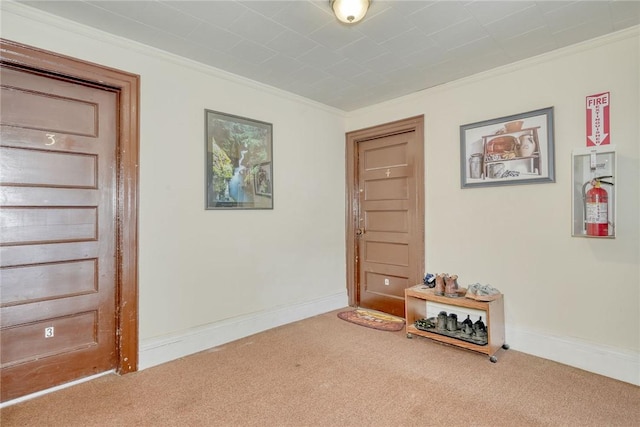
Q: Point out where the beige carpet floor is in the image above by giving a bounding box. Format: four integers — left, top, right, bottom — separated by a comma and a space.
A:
2, 309, 639, 426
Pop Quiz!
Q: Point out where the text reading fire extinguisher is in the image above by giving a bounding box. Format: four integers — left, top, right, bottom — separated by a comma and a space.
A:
584, 178, 611, 236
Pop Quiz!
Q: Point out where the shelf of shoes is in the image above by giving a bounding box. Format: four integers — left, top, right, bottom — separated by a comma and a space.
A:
405, 285, 506, 361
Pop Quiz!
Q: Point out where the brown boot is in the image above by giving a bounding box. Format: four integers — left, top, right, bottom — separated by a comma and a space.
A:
445, 274, 459, 297
434, 273, 446, 296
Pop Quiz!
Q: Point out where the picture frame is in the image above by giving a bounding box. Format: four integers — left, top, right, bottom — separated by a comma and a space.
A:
253, 162, 272, 197
460, 107, 555, 188
205, 110, 273, 209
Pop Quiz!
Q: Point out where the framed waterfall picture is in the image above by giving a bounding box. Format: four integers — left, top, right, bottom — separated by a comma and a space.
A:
205, 110, 273, 209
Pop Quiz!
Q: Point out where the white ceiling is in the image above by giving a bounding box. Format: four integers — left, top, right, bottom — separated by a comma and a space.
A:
17, 1, 640, 111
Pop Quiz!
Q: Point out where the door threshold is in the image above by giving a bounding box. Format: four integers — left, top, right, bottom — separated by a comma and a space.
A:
0, 370, 115, 408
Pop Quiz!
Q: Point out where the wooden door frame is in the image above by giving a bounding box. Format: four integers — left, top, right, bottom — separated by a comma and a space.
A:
0, 39, 140, 374
345, 116, 425, 309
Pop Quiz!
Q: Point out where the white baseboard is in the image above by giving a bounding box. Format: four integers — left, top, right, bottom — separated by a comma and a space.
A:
140, 294, 638, 386
138, 291, 349, 370
507, 326, 639, 386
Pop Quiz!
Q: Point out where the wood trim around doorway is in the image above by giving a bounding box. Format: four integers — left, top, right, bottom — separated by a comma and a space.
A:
0, 39, 140, 374
345, 116, 425, 309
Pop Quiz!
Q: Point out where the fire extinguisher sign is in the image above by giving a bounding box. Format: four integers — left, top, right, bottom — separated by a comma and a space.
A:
586, 92, 610, 146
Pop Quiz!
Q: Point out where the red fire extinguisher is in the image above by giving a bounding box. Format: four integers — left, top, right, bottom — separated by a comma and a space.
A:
583, 176, 613, 237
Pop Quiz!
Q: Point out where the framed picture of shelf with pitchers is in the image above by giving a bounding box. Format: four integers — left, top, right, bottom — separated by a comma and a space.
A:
460, 107, 555, 188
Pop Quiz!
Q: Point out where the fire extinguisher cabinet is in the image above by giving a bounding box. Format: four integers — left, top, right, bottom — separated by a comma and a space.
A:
571, 145, 616, 238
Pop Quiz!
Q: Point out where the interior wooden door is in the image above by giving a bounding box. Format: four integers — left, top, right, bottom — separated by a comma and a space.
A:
346, 117, 424, 318
0, 65, 118, 401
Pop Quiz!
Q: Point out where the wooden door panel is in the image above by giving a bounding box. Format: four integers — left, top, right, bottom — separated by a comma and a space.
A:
362, 233, 408, 246
0, 241, 99, 266
1, 146, 98, 187
0, 74, 99, 136
363, 271, 409, 299
365, 210, 408, 233
364, 241, 409, 266
364, 199, 410, 211
1, 207, 98, 245
1, 259, 97, 305
362, 137, 407, 168
1, 290, 103, 325
1, 311, 98, 367
364, 178, 408, 200
0, 64, 118, 401
1, 187, 99, 207
362, 263, 409, 277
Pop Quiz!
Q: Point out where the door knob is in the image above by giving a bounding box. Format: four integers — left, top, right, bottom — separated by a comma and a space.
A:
355, 228, 365, 236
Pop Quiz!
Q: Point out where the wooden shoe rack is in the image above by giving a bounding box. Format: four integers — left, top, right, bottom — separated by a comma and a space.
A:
405, 285, 508, 362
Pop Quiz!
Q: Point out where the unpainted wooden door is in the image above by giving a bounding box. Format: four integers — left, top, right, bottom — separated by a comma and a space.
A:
0, 65, 118, 401
346, 117, 424, 318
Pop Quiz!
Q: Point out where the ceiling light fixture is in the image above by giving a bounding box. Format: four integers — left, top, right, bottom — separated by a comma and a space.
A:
331, 0, 370, 24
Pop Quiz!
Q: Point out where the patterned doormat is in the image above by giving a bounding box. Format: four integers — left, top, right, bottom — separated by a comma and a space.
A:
337, 309, 405, 332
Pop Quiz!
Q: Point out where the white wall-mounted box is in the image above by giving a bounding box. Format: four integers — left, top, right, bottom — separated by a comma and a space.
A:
571, 145, 616, 238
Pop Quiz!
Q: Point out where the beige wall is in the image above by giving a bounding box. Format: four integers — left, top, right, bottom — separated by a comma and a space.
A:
347, 28, 639, 383
2, 3, 638, 385
0, 4, 348, 346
